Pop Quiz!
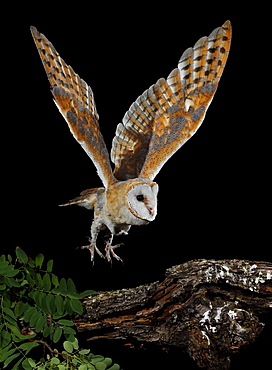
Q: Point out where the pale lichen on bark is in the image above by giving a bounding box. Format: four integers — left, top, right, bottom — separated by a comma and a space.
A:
75, 259, 272, 369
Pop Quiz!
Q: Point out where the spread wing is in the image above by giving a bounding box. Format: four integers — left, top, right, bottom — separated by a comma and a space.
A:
30, 27, 115, 188
111, 20, 232, 181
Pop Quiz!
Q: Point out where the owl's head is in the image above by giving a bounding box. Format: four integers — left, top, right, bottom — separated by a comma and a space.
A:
126, 180, 158, 223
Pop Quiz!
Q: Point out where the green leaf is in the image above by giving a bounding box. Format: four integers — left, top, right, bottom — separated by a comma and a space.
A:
63, 326, 76, 336
94, 362, 107, 370
70, 298, 83, 314
79, 290, 97, 298
7, 255, 12, 263
79, 349, 91, 355
42, 325, 51, 338
14, 301, 25, 317
0, 343, 13, 362
2, 297, 12, 309
49, 325, 55, 341
35, 314, 46, 332
50, 357, 60, 365
0, 330, 11, 347
55, 295, 64, 315
18, 341, 40, 354
5, 269, 20, 278
41, 294, 50, 313
31, 290, 41, 306
103, 358, 113, 366
57, 365, 66, 370
0, 254, 6, 262
22, 358, 35, 369
27, 259, 36, 269
57, 319, 74, 326
24, 307, 37, 323
2, 308, 17, 326
59, 278, 67, 292
46, 260, 53, 273
91, 356, 105, 364
0, 260, 10, 271
46, 294, 56, 314
30, 310, 42, 328
67, 278, 76, 293
63, 298, 73, 315
35, 273, 43, 289
53, 327, 62, 343
18, 302, 30, 317
26, 273, 35, 288
3, 307, 17, 320
63, 340, 74, 353
15, 248, 28, 264
4, 276, 21, 288
0, 284, 6, 290
43, 273, 51, 291
66, 292, 82, 299
70, 337, 79, 350
8, 324, 35, 340
87, 366, 95, 370
108, 364, 120, 370
11, 356, 24, 370
79, 365, 89, 370
3, 353, 20, 368
35, 254, 44, 269
27, 358, 36, 367
51, 274, 59, 286
52, 312, 63, 320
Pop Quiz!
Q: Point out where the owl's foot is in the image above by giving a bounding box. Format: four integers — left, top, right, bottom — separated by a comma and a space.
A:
81, 238, 105, 263
104, 242, 123, 264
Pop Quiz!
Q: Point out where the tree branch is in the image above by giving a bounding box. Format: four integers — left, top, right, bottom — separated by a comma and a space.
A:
75, 259, 272, 369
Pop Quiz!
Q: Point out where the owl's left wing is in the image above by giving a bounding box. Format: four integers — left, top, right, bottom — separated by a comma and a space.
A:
111, 21, 232, 181
30, 27, 115, 188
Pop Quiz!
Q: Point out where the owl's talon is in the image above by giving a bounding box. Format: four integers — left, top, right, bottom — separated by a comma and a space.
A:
105, 243, 123, 263
81, 238, 105, 262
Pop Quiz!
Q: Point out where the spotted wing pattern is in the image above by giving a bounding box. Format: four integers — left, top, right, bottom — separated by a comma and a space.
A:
111, 20, 232, 181
30, 27, 115, 187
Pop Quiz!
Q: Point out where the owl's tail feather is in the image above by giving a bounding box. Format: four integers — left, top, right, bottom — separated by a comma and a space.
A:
59, 198, 88, 208
59, 187, 104, 210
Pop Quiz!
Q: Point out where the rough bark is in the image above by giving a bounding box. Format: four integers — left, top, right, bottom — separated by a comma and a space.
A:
75, 259, 272, 369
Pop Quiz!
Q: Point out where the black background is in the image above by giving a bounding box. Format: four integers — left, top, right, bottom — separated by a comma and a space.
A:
2, 3, 271, 369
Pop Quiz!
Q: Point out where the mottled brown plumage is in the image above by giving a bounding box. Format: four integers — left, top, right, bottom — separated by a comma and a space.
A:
30, 21, 231, 262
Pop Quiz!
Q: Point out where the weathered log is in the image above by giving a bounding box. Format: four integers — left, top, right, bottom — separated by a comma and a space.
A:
75, 259, 272, 369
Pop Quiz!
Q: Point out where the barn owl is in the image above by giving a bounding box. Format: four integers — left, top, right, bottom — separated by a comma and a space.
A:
30, 21, 232, 262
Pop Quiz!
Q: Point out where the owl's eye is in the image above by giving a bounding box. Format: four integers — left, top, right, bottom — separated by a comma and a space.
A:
136, 194, 144, 202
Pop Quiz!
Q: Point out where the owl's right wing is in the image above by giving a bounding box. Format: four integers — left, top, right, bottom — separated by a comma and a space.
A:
111, 21, 232, 181
31, 27, 115, 188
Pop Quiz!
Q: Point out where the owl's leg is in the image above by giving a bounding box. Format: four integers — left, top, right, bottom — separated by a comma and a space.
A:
81, 237, 104, 262
104, 234, 123, 263
81, 220, 105, 262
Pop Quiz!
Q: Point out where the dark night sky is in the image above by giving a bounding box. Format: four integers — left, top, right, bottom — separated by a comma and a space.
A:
2, 4, 271, 369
